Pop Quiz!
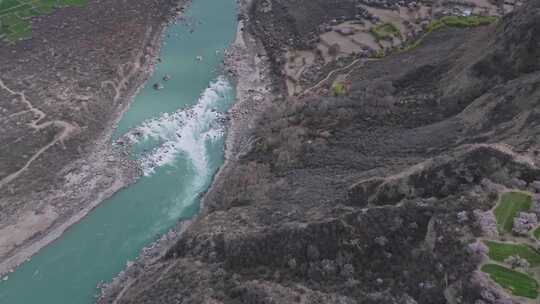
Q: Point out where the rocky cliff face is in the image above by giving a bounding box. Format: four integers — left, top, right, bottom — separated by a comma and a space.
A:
109, 1, 540, 303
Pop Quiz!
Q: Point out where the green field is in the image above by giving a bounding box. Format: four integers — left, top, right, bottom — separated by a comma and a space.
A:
0, 0, 87, 42
494, 191, 532, 233
485, 240, 540, 267
481, 263, 539, 299
427, 15, 498, 32
402, 15, 498, 52
371, 22, 401, 41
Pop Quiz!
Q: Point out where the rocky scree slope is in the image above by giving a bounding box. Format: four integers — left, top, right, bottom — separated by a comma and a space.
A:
111, 1, 540, 303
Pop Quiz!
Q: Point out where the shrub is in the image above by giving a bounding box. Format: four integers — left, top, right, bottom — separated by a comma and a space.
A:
331, 82, 347, 97
371, 23, 401, 41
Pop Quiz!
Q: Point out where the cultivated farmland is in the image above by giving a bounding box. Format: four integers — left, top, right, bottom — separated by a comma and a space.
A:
0, 0, 87, 42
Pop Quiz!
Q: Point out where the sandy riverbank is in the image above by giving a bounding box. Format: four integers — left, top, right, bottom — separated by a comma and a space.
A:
0, 2, 189, 278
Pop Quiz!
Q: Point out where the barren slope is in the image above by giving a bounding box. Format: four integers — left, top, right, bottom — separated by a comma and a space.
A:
0, 0, 181, 274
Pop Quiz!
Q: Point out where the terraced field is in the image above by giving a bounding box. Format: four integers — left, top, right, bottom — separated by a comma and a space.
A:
0, 0, 87, 42
480, 191, 540, 300
494, 191, 532, 233
484, 241, 540, 267
481, 264, 539, 299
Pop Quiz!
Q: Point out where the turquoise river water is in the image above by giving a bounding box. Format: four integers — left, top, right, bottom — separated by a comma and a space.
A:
0, 0, 237, 302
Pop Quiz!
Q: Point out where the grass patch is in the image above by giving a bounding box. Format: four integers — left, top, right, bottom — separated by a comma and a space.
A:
6, 26, 30, 40
401, 15, 498, 52
494, 191, 532, 233
0, 0, 87, 42
58, 0, 86, 6
534, 226, 540, 240
0, 0, 21, 11
16, 7, 40, 17
485, 240, 540, 267
481, 263, 539, 299
427, 15, 498, 32
371, 22, 400, 41
331, 82, 347, 97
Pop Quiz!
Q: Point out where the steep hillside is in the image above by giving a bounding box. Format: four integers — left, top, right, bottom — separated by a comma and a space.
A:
106, 1, 540, 303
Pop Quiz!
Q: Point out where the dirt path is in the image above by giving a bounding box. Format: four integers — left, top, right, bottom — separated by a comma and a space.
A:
0, 78, 78, 189
299, 58, 369, 97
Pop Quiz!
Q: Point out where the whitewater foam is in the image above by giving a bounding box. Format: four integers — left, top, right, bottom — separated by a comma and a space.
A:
120, 77, 233, 176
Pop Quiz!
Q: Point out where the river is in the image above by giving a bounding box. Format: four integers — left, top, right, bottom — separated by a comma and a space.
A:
0, 0, 237, 302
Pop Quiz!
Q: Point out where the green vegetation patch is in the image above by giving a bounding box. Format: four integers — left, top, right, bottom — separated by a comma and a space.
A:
58, 0, 86, 6
0, 12, 29, 40
481, 263, 539, 299
0, 0, 87, 43
371, 22, 401, 41
331, 82, 347, 97
484, 240, 540, 267
534, 226, 540, 240
427, 15, 498, 32
402, 15, 498, 53
494, 191, 532, 233
0, 0, 22, 12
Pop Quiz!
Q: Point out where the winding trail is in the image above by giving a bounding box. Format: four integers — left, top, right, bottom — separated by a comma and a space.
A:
0, 56, 141, 189
299, 58, 370, 98
0, 79, 77, 189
